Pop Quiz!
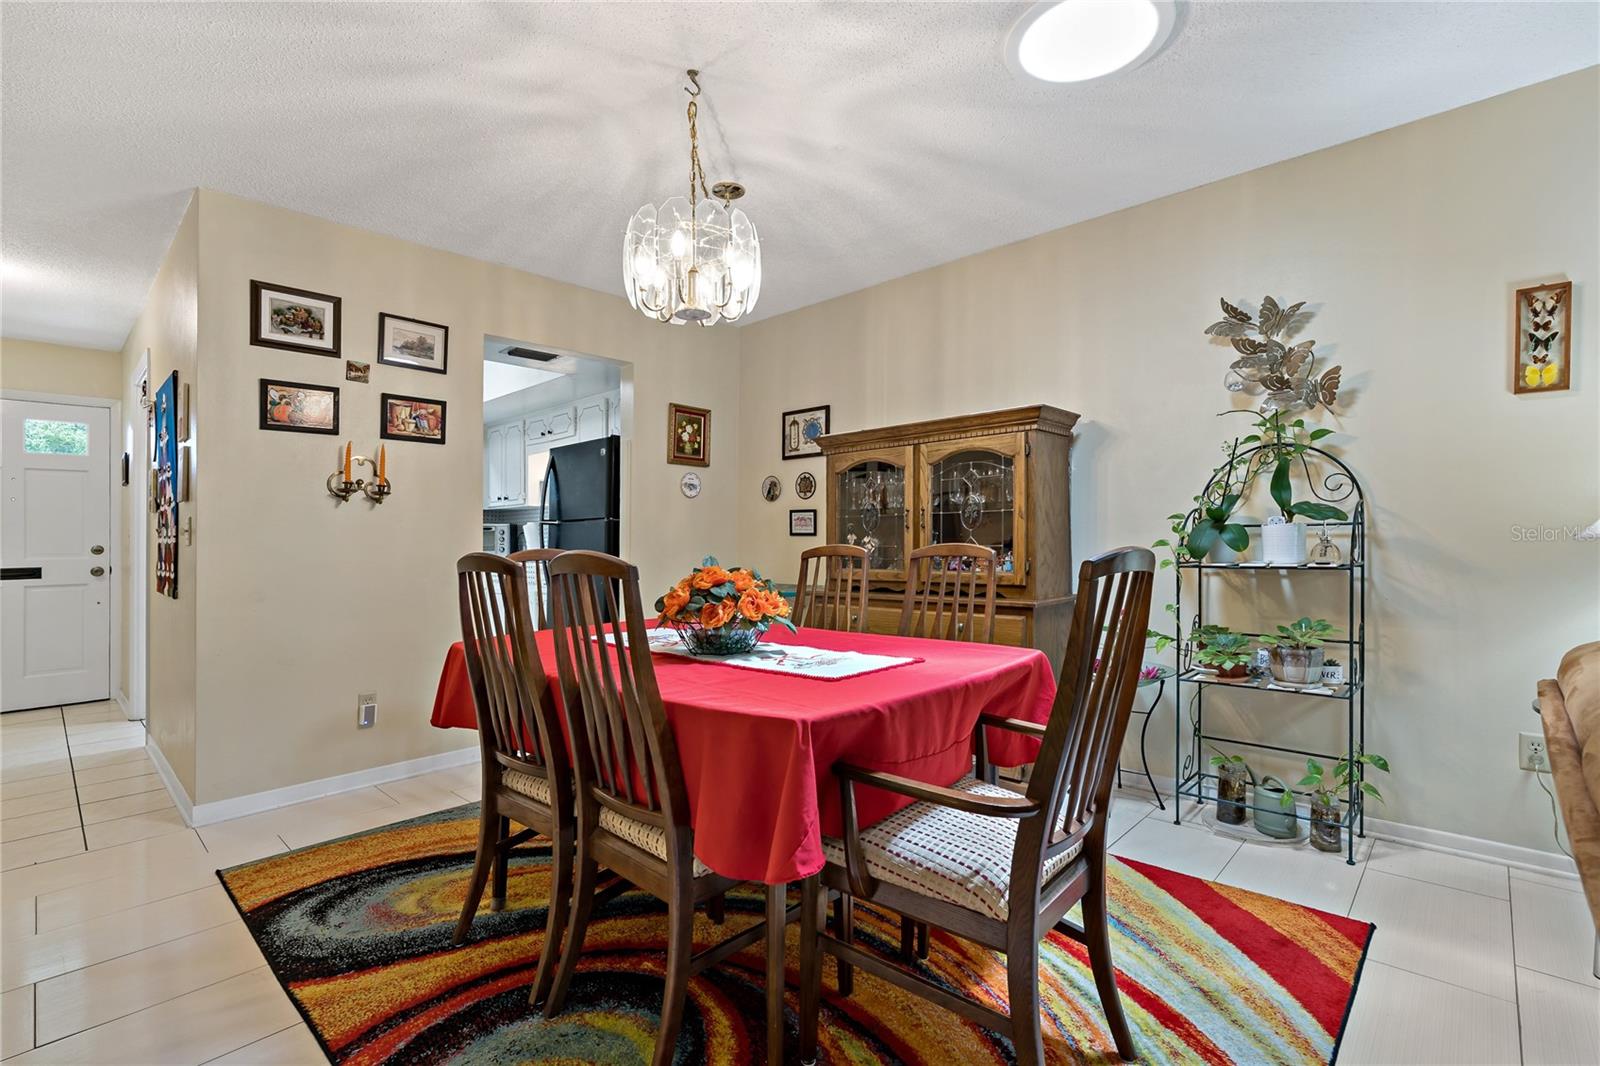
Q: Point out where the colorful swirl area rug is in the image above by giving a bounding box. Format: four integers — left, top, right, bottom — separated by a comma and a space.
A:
218, 804, 1374, 1065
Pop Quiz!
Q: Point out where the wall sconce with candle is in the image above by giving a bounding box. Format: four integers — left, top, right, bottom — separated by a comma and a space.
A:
327, 441, 392, 504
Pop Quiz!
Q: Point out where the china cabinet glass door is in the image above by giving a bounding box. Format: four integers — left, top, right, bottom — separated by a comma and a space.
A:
829, 447, 912, 581
918, 432, 1027, 586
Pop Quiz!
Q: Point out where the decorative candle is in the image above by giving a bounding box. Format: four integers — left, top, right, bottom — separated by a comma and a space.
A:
378, 445, 386, 485
343, 441, 352, 482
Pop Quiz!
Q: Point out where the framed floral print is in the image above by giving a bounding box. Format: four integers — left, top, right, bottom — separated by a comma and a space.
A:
667, 402, 709, 467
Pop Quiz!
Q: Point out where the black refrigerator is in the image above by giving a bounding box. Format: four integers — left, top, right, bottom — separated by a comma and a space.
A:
539, 435, 621, 554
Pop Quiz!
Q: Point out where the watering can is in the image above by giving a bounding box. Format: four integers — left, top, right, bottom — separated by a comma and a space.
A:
1253, 775, 1300, 839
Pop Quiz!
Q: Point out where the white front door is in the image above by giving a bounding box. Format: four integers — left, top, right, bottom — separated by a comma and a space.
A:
1, 399, 112, 711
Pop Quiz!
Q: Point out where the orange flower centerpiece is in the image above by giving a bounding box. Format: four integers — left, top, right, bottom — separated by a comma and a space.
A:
655, 556, 795, 656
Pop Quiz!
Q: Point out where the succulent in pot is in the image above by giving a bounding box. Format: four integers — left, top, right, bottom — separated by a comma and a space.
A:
1321, 658, 1345, 685
1208, 747, 1253, 825
1260, 617, 1336, 685
1193, 631, 1254, 679
1297, 750, 1390, 853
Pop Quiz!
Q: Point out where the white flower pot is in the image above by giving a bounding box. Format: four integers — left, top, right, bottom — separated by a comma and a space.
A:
1321, 663, 1345, 685
1213, 514, 1258, 564
1261, 519, 1306, 566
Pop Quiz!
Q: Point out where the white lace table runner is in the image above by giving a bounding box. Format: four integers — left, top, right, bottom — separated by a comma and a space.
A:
608, 629, 919, 681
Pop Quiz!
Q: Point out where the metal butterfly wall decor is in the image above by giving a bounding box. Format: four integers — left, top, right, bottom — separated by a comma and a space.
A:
1205, 296, 1342, 414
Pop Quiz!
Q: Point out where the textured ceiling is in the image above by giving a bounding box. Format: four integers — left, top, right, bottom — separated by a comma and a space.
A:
2, 2, 1596, 350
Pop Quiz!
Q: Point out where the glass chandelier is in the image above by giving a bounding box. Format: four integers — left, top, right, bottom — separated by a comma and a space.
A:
623, 70, 761, 326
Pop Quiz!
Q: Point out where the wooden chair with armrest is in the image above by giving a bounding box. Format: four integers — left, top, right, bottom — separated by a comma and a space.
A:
799, 546, 1156, 1065
452, 552, 574, 1009
541, 550, 795, 1065
794, 544, 871, 632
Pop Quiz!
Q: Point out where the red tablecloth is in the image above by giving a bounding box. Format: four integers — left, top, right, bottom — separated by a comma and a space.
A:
431, 625, 1055, 883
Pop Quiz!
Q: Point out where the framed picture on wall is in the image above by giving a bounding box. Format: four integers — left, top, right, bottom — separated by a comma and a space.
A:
789, 508, 817, 536
1512, 279, 1572, 394
381, 392, 447, 445
260, 378, 340, 434
249, 280, 341, 356
377, 313, 449, 374
781, 405, 830, 459
154, 371, 179, 599
667, 402, 710, 466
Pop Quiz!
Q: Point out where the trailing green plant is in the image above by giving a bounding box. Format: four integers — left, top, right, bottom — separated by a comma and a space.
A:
1259, 617, 1337, 649
1298, 751, 1390, 807
1208, 746, 1247, 770
1193, 632, 1253, 671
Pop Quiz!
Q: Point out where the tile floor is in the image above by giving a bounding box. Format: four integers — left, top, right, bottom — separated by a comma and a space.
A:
2, 703, 1597, 1064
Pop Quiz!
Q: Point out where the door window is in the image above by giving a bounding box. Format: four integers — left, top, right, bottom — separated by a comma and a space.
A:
23, 419, 89, 455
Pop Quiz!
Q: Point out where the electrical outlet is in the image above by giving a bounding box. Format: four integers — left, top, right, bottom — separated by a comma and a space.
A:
358, 693, 377, 729
1519, 731, 1547, 771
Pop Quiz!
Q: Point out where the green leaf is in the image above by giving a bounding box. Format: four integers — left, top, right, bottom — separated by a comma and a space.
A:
1270, 457, 1293, 516
1308, 427, 1335, 441
1240, 434, 1261, 444
1152, 539, 1170, 548
1184, 523, 1220, 559
1159, 559, 1173, 569
653, 596, 667, 612
1361, 783, 1383, 800
770, 616, 798, 633
1220, 493, 1241, 514
709, 582, 737, 599
1365, 754, 1390, 772
1306, 758, 1323, 777
1291, 501, 1348, 521
1280, 791, 1298, 809
1296, 774, 1319, 787
1220, 524, 1250, 552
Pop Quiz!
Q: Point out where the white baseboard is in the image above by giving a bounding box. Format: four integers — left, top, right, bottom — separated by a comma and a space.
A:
183, 745, 480, 827
144, 736, 195, 826
1113, 769, 1580, 880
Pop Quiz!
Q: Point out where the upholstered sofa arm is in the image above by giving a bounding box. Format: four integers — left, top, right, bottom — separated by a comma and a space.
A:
1539, 642, 1600, 935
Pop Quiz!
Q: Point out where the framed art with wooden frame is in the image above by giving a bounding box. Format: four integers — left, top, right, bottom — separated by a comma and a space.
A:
377, 312, 449, 374
1513, 279, 1572, 394
782, 404, 830, 459
260, 378, 340, 435
381, 392, 447, 445
249, 280, 341, 356
667, 402, 710, 466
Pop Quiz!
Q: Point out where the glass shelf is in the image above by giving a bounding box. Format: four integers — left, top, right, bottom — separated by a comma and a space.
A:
1179, 560, 1363, 571
928, 449, 1018, 576
1178, 670, 1361, 700
836, 460, 907, 573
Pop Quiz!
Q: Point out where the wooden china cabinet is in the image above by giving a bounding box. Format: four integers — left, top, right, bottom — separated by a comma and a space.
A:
816, 405, 1079, 672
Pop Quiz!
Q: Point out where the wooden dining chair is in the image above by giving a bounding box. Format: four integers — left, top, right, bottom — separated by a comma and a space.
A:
542, 550, 792, 1065
793, 544, 870, 632
453, 552, 574, 1010
898, 542, 997, 643
508, 547, 562, 628
800, 546, 1156, 1066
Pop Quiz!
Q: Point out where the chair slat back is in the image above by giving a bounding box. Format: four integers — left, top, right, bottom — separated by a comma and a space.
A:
898, 543, 997, 643
547, 551, 687, 828
508, 547, 562, 629
794, 545, 870, 632
1024, 547, 1155, 856
456, 552, 564, 779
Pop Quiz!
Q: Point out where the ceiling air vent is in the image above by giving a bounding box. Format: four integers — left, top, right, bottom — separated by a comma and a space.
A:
504, 347, 561, 363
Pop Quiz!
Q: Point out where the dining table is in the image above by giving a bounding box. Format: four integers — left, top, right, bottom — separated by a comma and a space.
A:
430, 623, 1057, 1064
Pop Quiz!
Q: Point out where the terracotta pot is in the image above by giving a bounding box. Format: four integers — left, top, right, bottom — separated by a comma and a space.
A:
1214, 663, 1250, 679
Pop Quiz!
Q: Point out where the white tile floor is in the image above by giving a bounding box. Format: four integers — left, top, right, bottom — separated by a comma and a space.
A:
1, 704, 1596, 1064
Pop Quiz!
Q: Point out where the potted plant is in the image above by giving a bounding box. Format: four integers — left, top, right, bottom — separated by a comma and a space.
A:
1260, 617, 1336, 685
1208, 747, 1253, 825
1297, 751, 1390, 853
655, 556, 796, 655
1193, 631, 1253, 679
1321, 657, 1345, 685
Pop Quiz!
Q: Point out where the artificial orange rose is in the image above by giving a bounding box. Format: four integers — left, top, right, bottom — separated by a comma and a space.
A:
661, 580, 691, 619
692, 565, 732, 590
738, 589, 766, 622
699, 599, 737, 629
731, 569, 756, 593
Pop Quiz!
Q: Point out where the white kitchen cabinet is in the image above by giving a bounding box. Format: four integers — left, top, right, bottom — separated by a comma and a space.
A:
575, 396, 609, 441
485, 420, 526, 507
607, 391, 623, 437
524, 405, 577, 446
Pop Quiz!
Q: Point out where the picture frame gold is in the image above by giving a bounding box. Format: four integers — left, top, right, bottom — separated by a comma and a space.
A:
667, 402, 710, 467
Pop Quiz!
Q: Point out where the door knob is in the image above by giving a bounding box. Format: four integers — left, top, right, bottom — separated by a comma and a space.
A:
90, 566, 105, 577
90, 544, 105, 555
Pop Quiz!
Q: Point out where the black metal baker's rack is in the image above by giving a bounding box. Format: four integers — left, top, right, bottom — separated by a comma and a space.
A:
1170, 445, 1368, 864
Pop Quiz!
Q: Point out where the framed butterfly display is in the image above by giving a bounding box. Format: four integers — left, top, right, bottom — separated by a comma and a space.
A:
1513, 280, 1571, 394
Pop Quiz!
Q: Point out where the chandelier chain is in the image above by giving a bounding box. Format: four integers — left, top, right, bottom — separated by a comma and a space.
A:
686, 98, 709, 206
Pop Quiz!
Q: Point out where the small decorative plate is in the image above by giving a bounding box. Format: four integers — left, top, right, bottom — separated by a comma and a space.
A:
680, 472, 702, 499
761, 475, 781, 502
795, 471, 816, 500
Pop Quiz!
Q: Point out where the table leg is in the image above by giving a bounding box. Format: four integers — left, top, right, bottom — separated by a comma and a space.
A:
766, 882, 787, 1066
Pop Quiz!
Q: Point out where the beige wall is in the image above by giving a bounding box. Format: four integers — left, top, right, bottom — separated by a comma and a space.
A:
735, 69, 1600, 852
186, 190, 739, 806
0, 337, 122, 398
119, 195, 200, 795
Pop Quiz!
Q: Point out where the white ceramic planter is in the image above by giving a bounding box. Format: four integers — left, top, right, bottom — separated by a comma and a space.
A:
1261, 518, 1306, 566
1321, 662, 1345, 685
1213, 514, 1258, 564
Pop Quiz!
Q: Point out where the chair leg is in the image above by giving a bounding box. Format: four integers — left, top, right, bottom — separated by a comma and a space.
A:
527, 817, 573, 1008
543, 837, 599, 1018
1005, 935, 1045, 1066
832, 892, 854, 997
916, 919, 929, 960
1083, 869, 1136, 1062
900, 914, 916, 960
706, 891, 726, 924
490, 815, 510, 911
653, 880, 696, 1066
799, 876, 821, 1063
453, 803, 498, 945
